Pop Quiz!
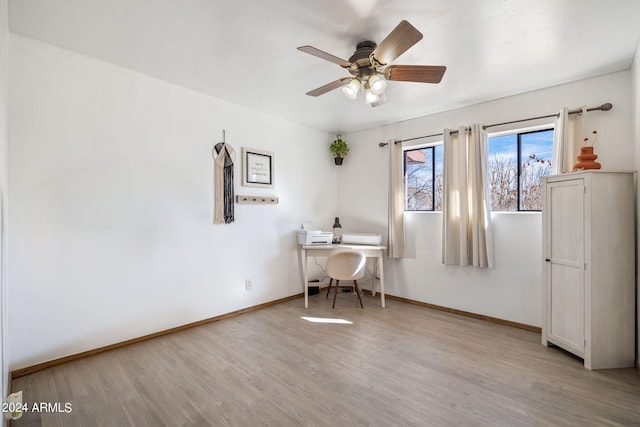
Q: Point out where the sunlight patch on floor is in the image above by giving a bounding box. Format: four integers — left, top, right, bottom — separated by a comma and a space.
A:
301, 317, 353, 325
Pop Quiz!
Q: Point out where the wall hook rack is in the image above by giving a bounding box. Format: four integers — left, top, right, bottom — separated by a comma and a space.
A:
235, 195, 279, 204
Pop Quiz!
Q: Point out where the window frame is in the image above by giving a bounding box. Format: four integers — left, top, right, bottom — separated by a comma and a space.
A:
487, 126, 555, 212
403, 142, 443, 212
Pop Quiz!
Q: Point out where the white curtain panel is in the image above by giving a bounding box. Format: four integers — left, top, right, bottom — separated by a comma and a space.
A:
388, 139, 406, 258
468, 124, 493, 268
552, 107, 572, 174
442, 125, 493, 268
553, 106, 589, 174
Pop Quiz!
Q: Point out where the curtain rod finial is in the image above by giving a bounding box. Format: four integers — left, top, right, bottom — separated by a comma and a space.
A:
601, 103, 612, 111
379, 142, 388, 147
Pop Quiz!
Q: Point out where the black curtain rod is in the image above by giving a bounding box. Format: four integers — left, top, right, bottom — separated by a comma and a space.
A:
378, 103, 613, 147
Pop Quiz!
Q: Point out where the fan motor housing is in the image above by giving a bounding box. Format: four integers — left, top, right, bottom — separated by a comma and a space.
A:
348, 41, 378, 77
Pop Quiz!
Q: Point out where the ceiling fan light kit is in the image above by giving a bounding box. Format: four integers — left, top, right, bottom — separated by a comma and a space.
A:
297, 20, 446, 107
342, 78, 361, 100
364, 83, 380, 104
368, 74, 387, 95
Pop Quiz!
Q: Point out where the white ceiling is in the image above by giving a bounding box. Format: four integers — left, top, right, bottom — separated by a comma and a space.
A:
8, 0, 640, 133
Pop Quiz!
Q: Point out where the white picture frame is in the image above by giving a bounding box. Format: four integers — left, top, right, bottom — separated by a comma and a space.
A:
242, 147, 274, 188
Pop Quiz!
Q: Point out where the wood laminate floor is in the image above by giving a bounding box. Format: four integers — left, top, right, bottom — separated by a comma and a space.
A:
11, 294, 640, 426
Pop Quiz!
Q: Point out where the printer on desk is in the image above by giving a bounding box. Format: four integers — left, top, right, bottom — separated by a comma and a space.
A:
297, 222, 333, 245
297, 229, 333, 245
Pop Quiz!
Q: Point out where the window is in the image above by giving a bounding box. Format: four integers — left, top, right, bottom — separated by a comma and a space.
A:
404, 144, 443, 211
403, 128, 553, 212
488, 128, 554, 211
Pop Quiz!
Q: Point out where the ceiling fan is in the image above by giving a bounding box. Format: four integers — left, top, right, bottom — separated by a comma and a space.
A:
297, 20, 446, 107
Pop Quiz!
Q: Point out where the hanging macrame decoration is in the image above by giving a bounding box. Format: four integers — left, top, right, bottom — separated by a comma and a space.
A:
212, 130, 235, 224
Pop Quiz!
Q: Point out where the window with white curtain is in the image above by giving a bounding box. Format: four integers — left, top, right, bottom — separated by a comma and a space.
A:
402, 126, 554, 213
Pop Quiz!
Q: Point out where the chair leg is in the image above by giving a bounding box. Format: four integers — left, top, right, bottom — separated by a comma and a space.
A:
332, 279, 340, 308
353, 280, 364, 308
326, 278, 333, 298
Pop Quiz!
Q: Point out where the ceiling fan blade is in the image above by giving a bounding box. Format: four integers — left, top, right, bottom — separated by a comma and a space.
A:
384, 65, 446, 83
371, 92, 388, 108
305, 78, 351, 97
371, 20, 423, 66
297, 46, 352, 68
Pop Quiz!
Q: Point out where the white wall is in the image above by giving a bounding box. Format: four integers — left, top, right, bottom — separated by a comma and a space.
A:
7, 35, 338, 369
338, 71, 634, 327
632, 41, 640, 369
0, 0, 7, 399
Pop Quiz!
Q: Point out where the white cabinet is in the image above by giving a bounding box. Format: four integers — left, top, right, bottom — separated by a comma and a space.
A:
542, 171, 635, 370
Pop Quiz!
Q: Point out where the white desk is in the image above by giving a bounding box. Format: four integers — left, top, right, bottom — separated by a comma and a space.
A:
299, 244, 386, 308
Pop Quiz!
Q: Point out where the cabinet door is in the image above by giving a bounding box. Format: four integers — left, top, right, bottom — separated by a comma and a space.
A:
545, 178, 585, 356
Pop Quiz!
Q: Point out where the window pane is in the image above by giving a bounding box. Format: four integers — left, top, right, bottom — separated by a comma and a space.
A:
405, 147, 434, 210
434, 145, 443, 211
519, 130, 553, 210
488, 134, 518, 211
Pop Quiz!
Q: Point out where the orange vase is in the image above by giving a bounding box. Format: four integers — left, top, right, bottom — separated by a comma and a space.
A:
573, 146, 601, 171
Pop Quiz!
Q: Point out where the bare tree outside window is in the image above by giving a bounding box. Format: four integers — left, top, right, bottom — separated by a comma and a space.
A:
519, 132, 553, 210
488, 129, 554, 211
488, 155, 518, 211
404, 145, 442, 211
488, 134, 518, 211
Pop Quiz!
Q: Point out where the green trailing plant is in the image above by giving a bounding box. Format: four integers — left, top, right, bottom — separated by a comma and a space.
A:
330, 135, 349, 158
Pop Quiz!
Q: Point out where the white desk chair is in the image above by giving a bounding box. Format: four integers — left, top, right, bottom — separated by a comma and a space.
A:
326, 252, 366, 309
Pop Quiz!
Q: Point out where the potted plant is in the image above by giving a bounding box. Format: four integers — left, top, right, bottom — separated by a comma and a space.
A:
330, 134, 349, 165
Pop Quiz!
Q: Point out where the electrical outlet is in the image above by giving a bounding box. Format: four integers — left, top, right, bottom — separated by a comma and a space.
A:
245, 279, 252, 291
5, 390, 23, 420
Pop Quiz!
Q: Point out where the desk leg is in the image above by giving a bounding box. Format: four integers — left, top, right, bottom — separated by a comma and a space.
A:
371, 257, 378, 297
302, 248, 309, 308
377, 254, 385, 308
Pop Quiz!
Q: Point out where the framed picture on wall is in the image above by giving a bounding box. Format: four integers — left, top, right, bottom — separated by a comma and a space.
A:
242, 148, 274, 188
